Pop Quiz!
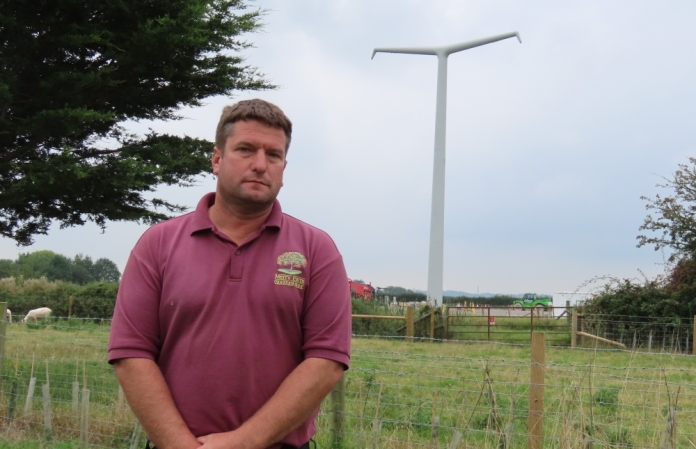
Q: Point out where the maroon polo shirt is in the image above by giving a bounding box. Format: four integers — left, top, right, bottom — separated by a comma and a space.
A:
108, 193, 351, 447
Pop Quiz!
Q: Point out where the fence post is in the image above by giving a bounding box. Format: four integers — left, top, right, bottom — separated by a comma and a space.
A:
80, 388, 90, 446
693, 316, 695, 356
331, 374, 345, 449
42, 383, 52, 440
430, 310, 435, 342
566, 300, 571, 324
406, 306, 415, 343
529, 332, 545, 449
0, 302, 7, 387
571, 310, 577, 348
530, 306, 534, 340
487, 307, 491, 341
444, 308, 449, 340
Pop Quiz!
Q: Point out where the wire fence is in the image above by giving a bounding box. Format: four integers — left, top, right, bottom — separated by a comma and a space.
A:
0, 311, 695, 448
577, 314, 694, 354
316, 336, 696, 448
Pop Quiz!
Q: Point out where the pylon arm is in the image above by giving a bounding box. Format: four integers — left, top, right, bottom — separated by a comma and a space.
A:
442, 32, 521, 56
372, 31, 521, 60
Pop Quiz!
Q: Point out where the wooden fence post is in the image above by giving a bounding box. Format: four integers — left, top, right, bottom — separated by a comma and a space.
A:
529, 332, 545, 449
430, 310, 435, 342
0, 302, 7, 387
571, 310, 577, 348
331, 374, 345, 448
444, 309, 449, 340
566, 300, 571, 324
406, 306, 414, 343
693, 316, 695, 356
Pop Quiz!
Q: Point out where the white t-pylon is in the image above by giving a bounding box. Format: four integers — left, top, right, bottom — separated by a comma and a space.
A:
372, 32, 521, 306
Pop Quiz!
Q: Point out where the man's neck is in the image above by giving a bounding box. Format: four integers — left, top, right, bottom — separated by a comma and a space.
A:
208, 194, 274, 245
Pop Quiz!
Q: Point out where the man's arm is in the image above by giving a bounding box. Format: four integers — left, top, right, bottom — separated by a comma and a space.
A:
196, 357, 344, 449
114, 358, 201, 449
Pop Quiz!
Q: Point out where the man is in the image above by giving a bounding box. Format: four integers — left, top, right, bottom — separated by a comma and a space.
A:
108, 99, 352, 449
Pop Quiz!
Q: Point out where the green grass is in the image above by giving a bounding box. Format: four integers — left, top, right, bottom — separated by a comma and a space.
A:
1, 321, 695, 448
0, 321, 133, 447
313, 338, 696, 448
446, 315, 572, 345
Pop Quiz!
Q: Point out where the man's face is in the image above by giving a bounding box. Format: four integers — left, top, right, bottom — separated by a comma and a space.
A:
212, 119, 287, 213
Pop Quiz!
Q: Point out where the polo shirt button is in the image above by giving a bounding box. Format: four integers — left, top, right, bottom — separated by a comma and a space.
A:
235, 250, 241, 255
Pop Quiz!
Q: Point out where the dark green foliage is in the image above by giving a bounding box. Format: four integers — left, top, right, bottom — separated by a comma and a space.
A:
593, 388, 619, 408
378, 286, 415, 295
15, 250, 73, 282
392, 292, 427, 303
351, 299, 404, 336
91, 257, 121, 283
581, 266, 696, 321
444, 295, 518, 306
0, 258, 16, 278
638, 157, 696, 262
0, 0, 272, 245
607, 428, 632, 448
583, 158, 696, 321
70, 282, 119, 319
583, 278, 680, 318
1, 250, 121, 284
371, 290, 427, 304
0, 278, 117, 319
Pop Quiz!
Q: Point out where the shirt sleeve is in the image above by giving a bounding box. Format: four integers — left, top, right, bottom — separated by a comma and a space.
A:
107, 226, 164, 363
301, 232, 352, 369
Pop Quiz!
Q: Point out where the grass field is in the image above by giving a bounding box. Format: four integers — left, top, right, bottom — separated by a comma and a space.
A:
445, 314, 572, 345
0, 321, 695, 448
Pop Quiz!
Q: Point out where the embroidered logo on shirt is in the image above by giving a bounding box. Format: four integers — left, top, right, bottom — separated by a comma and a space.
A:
274, 252, 307, 289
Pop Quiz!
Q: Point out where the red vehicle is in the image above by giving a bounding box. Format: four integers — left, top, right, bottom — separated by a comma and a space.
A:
348, 279, 374, 301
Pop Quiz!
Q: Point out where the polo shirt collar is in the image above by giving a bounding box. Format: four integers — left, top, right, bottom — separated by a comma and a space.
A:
189, 192, 283, 235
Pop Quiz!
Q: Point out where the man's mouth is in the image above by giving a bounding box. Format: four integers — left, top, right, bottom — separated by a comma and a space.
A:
244, 179, 268, 187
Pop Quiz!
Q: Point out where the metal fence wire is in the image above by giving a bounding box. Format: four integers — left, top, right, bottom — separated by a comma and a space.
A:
317, 337, 696, 449
0, 308, 695, 448
577, 314, 693, 354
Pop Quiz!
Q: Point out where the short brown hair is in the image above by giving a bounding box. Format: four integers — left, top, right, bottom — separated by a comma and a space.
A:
215, 99, 293, 153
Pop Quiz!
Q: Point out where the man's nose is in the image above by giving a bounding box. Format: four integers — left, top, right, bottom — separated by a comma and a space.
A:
250, 150, 267, 172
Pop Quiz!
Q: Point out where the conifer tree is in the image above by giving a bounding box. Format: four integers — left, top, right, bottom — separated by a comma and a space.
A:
0, 0, 272, 244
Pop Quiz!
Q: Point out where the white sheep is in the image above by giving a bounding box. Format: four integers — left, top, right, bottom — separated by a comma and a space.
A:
22, 307, 52, 323
5, 308, 11, 323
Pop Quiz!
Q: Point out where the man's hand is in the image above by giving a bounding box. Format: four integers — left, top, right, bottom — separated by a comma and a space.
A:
196, 431, 245, 449
197, 357, 344, 449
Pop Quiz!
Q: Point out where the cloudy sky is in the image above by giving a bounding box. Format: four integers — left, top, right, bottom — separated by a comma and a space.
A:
2, 0, 695, 295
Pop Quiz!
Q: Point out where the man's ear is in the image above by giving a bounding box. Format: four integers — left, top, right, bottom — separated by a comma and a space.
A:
212, 146, 222, 176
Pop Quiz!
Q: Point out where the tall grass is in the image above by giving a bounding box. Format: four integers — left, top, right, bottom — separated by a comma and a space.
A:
313, 338, 696, 448
0, 321, 695, 448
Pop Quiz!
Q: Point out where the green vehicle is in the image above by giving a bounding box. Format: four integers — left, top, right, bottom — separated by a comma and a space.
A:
512, 293, 552, 308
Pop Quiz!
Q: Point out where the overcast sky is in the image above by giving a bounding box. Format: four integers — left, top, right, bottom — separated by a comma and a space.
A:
2, 0, 695, 295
